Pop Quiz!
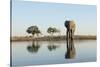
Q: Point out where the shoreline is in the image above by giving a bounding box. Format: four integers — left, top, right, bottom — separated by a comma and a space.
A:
11, 35, 96, 42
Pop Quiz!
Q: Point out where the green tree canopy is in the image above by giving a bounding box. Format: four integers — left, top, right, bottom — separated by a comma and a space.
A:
26, 26, 41, 37
47, 27, 60, 35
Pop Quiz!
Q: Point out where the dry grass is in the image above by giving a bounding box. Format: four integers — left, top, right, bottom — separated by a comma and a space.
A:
11, 35, 96, 42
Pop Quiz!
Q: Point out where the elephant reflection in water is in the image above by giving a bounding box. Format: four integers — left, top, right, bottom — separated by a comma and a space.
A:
65, 37, 76, 59
27, 41, 40, 53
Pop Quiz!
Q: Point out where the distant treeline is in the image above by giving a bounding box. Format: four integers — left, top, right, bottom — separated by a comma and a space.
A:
11, 35, 96, 42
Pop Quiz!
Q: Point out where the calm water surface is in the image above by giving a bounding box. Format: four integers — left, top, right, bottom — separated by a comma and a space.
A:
11, 40, 96, 67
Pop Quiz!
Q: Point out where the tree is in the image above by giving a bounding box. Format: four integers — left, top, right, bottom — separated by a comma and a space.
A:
53, 27, 60, 35
47, 27, 54, 36
26, 26, 41, 37
47, 27, 60, 36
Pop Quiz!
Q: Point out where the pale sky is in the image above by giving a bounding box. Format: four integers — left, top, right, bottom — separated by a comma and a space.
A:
12, 0, 96, 36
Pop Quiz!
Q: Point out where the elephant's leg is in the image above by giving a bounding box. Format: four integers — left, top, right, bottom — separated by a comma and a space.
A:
69, 30, 71, 39
67, 31, 70, 51
70, 29, 73, 50
66, 30, 68, 41
70, 37, 73, 50
67, 30, 69, 48
71, 30, 73, 40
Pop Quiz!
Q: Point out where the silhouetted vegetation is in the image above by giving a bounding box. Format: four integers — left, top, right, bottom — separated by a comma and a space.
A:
26, 26, 41, 37
47, 27, 60, 36
47, 41, 59, 51
27, 41, 40, 53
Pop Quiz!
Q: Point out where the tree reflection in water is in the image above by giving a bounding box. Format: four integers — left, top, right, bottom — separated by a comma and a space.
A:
65, 38, 76, 59
47, 41, 59, 51
27, 41, 40, 53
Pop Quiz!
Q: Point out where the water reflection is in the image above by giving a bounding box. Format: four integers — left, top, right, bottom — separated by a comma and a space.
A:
65, 39, 76, 59
47, 41, 59, 51
27, 41, 40, 53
